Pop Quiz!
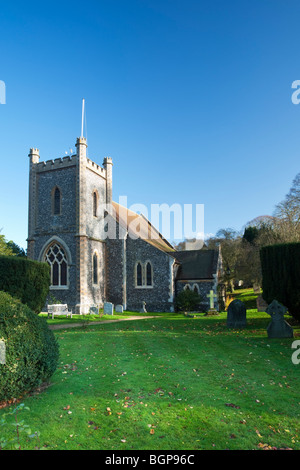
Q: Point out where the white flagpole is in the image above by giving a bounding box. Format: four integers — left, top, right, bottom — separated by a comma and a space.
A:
81, 98, 85, 138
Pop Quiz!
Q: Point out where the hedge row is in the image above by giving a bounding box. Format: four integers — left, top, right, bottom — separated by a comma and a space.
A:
0, 256, 50, 313
0, 291, 59, 403
260, 242, 300, 320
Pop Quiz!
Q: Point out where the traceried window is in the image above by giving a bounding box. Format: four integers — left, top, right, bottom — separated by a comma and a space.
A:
146, 262, 152, 286
53, 187, 61, 215
45, 243, 67, 287
136, 262, 142, 286
93, 252, 98, 285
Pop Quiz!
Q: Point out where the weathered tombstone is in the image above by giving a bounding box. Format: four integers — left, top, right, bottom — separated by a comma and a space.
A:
115, 304, 124, 313
266, 300, 293, 338
89, 304, 99, 315
104, 302, 114, 315
140, 301, 147, 313
205, 289, 218, 315
257, 295, 268, 312
227, 299, 247, 328
0, 340, 5, 364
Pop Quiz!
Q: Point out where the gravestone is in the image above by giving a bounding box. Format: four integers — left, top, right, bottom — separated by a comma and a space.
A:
266, 300, 293, 338
140, 301, 147, 313
205, 289, 218, 315
0, 340, 5, 364
89, 304, 99, 315
115, 304, 124, 313
104, 302, 114, 315
227, 299, 247, 328
257, 295, 268, 312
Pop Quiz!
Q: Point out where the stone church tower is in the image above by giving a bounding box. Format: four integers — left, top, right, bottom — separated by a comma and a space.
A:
27, 137, 112, 313
27, 136, 223, 314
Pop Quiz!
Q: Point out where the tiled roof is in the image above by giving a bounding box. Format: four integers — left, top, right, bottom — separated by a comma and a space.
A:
171, 249, 219, 280
111, 201, 176, 254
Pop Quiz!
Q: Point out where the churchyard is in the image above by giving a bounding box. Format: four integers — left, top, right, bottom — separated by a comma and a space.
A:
0, 290, 299, 451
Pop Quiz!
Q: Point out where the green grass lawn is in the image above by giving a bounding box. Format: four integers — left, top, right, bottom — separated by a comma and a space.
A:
231, 288, 262, 309
0, 309, 299, 450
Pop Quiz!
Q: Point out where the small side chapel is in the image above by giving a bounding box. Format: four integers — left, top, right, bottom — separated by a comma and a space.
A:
27, 136, 223, 313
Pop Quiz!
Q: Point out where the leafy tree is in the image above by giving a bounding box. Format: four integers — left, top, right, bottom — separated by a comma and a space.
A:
243, 226, 259, 245
0, 231, 26, 257
0, 234, 13, 256
6, 240, 26, 257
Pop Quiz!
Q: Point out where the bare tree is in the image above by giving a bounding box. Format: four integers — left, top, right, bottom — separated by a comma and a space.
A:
273, 172, 300, 242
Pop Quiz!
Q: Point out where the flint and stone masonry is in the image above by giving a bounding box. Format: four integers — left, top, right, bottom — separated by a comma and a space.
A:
27, 137, 222, 313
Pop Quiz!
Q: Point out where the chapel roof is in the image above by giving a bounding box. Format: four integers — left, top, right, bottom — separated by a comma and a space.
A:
171, 249, 219, 280
111, 201, 176, 254
110, 202, 220, 279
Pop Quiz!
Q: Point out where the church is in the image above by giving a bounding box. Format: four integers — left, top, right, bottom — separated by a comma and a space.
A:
27, 136, 223, 314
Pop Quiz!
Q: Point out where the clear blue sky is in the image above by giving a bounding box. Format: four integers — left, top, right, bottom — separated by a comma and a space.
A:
0, 0, 299, 249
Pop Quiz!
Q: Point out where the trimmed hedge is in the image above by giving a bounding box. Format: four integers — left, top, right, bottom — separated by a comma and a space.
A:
0, 291, 59, 403
175, 289, 203, 312
0, 256, 50, 313
260, 243, 300, 320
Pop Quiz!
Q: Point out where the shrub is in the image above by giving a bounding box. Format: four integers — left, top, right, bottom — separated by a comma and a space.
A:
0, 256, 50, 313
260, 242, 300, 320
0, 291, 59, 403
175, 289, 202, 312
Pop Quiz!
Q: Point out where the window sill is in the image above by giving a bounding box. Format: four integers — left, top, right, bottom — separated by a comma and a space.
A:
50, 286, 69, 290
135, 285, 153, 289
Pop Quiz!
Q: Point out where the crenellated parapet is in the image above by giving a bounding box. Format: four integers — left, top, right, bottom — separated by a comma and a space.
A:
35, 155, 77, 172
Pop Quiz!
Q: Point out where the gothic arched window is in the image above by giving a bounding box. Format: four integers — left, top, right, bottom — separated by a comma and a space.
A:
136, 262, 142, 286
53, 187, 61, 215
45, 243, 68, 286
193, 284, 200, 294
146, 262, 153, 286
93, 252, 98, 285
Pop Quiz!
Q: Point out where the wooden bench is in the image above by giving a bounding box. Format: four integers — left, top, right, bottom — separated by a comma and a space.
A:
47, 304, 72, 320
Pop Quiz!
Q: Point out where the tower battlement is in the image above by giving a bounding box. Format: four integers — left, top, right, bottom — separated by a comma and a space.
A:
35, 155, 77, 172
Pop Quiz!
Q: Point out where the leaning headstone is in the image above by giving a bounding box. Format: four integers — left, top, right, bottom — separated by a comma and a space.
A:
115, 304, 123, 313
227, 299, 247, 328
140, 301, 147, 313
104, 302, 114, 315
257, 295, 268, 312
266, 300, 293, 338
